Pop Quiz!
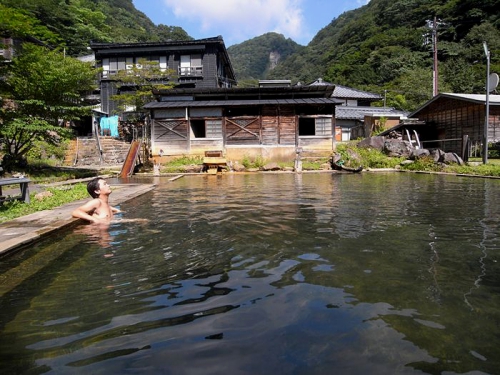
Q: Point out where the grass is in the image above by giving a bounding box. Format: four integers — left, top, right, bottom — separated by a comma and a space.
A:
0, 183, 89, 223
160, 156, 203, 173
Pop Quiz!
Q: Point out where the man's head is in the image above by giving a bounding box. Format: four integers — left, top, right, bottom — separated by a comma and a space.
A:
87, 178, 111, 198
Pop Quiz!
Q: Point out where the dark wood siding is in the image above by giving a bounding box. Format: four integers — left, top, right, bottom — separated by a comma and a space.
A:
413, 97, 500, 153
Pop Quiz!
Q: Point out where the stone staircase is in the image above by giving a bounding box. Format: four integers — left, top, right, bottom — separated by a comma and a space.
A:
64, 137, 132, 167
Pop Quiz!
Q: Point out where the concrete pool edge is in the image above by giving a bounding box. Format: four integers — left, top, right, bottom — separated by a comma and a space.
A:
0, 183, 156, 258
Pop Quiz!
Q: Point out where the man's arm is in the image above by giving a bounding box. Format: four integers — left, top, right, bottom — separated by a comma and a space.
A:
72, 199, 102, 223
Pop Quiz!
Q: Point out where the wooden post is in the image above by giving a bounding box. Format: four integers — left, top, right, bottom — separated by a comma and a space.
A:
462, 135, 469, 162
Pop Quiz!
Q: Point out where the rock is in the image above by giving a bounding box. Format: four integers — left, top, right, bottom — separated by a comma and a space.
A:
442, 152, 464, 165
262, 162, 281, 171
383, 139, 413, 157
357, 136, 386, 151
400, 160, 414, 166
410, 148, 430, 160
232, 163, 246, 172
320, 163, 331, 170
429, 148, 446, 163
182, 164, 203, 173
35, 191, 54, 201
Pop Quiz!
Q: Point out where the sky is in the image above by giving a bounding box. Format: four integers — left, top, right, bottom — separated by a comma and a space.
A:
132, 0, 371, 47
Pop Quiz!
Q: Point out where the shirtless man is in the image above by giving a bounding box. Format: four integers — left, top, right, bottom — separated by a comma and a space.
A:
72, 178, 121, 223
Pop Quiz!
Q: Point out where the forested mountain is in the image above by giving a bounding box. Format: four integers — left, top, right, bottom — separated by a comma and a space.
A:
264, 0, 500, 110
1, 0, 499, 111
0, 0, 192, 56
227, 33, 303, 86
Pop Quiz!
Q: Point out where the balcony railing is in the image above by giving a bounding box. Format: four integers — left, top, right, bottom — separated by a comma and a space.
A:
178, 66, 203, 77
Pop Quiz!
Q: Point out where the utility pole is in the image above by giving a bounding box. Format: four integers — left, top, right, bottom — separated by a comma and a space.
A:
425, 17, 442, 97
483, 42, 490, 164
432, 17, 438, 97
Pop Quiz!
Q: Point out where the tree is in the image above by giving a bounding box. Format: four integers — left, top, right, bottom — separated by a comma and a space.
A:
156, 25, 193, 42
0, 4, 60, 44
0, 44, 97, 168
110, 59, 176, 123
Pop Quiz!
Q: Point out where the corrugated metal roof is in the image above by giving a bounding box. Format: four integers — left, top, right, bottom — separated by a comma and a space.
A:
410, 93, 500, 117
336, 106, 408, 120
144, 98, 340, 109
439, 93, 500, 104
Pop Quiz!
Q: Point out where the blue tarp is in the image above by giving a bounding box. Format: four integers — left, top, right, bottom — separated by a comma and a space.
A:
100, 115, 119, 137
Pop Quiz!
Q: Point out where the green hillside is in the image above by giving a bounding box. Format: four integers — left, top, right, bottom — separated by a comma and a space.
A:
227, 32, 303, 86
0, 0, 192, 56
265, 0, 500, 110
1, 0, 499, 111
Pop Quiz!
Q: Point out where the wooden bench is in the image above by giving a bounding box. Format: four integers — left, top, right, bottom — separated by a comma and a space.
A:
0, 177, 31, 204
203, 151, 227, 174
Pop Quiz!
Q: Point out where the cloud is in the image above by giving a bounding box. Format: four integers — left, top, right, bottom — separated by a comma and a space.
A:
162, 0, 306, 44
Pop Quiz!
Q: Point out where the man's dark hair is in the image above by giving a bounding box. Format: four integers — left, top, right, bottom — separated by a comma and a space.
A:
87, 178, 103, 198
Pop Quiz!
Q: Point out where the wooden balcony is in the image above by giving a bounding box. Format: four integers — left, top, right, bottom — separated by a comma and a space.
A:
178, 66, 203, 77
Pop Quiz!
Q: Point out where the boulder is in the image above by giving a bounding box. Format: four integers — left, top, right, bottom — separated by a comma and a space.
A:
383, 139, 413, 157
357, 136, 385, 151
429, 148, 446, 163
442, 152, 464, 165
410, 148, 431, 160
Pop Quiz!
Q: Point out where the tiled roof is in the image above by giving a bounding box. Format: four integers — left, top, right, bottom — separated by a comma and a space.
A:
335, 106, 408, 120
308, 79, 381, 100
332, 85, 382, 100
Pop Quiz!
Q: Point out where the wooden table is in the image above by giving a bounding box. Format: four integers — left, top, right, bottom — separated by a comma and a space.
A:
0, 177, 31, 204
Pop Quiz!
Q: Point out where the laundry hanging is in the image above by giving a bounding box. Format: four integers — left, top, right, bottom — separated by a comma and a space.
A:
100, 115, 119, 137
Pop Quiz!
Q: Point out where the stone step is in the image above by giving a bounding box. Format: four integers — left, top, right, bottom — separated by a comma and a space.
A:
63, 137, 132, 167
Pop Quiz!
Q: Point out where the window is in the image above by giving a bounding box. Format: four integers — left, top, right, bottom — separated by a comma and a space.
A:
298, 117, 332, 136
191, 120, 205, 138
191, 119, 222, 138
315, 117, 331, 136
206, 120, 222, 138
108, 57, 126, 71
180, 54, 202, 76
298, 118, 315, 136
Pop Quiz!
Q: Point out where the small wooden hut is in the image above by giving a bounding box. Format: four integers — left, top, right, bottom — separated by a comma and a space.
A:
410, 93, 500, 154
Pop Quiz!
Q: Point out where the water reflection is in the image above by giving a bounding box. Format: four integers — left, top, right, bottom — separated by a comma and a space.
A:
1, 173, 500, 374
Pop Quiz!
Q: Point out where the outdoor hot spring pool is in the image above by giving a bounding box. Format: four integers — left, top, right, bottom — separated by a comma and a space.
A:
1, 172, 500, 374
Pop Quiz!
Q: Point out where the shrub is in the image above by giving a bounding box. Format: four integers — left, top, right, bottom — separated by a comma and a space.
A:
336, 142, 403, 168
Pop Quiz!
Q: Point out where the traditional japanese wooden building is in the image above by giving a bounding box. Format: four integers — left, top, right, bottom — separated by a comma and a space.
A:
144, 85, 341, 161
90, 36, 236, 117
410, 93, 500, 154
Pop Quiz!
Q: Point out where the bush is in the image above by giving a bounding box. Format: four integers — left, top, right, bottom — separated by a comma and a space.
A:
241, 155, 265, 169
336, 142, 403, 169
